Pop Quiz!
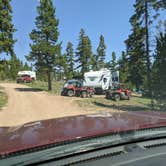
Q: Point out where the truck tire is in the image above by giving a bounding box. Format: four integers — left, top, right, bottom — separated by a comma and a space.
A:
67, 90, 74, 97
81, 91, 87, 98
113, 94, 121, 101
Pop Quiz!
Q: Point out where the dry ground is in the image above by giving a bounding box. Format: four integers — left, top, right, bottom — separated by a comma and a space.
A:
0, 83, 101, 127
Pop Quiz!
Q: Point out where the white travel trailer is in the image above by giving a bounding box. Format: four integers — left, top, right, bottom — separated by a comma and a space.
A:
17, 71, 36, 80
83, 68, 119, 94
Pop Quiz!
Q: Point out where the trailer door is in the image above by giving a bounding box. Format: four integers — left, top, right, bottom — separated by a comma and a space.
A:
101, 74, 110, 90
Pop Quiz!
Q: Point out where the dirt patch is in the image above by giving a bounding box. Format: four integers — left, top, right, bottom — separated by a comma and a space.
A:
0, 83, 100, 127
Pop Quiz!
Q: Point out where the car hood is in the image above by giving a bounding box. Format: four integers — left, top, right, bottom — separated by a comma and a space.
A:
1, 111, 166, 156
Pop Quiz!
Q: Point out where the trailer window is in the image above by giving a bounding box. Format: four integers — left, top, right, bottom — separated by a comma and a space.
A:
88, 77, 97, 81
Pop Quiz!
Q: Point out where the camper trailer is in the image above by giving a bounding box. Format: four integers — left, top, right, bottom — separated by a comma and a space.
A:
83, 68, 119, 94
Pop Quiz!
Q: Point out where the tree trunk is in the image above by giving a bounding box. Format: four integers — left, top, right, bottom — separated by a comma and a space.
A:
47, 70, 52, 91
145, 0, 154, 108
145, 0, 151, 93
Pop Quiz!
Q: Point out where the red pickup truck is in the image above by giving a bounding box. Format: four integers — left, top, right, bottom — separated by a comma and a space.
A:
17, 75, 33, 83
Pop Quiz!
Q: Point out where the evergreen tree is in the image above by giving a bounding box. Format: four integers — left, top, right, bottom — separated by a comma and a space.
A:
27, 0, 60, 90
65, 42, 74, 79
96, 35, 106, 69
9, 55, 20, 79
0, 0, 16, 57
125, 13, 146, 90
152, 31, 166, 110
76, 29, 92, 76
55, 53, 67, 80
91, 54, 98, 71
130, 0, 165, 93
23, 62, 32, 71
118, 51, 129, 83
110, 51, 117, 71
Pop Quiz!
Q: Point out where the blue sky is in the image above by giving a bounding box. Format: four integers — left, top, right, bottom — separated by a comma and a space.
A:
11, 0, 135, 63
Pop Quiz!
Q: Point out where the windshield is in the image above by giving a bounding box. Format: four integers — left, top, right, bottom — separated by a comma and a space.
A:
0, 0, 166, 164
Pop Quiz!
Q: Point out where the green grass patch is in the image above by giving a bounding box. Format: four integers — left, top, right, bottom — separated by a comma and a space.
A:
23, 80, 64, 95
0, 87, 8, 109
76, 96, 154, 112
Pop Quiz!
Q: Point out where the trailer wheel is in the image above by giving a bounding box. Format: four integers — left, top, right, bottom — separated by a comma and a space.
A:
67, 90, 74, 97
81, 91, 87, 98
113, 94, 121, 101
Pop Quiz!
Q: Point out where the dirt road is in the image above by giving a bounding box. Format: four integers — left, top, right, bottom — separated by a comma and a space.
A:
0, 83, 96, 127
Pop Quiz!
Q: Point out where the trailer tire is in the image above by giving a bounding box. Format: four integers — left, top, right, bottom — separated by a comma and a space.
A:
67, 90, 74, 97
81, 91, 87, 98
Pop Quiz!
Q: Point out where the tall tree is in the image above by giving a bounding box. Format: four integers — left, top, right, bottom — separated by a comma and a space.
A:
118, 51, 129, 83
9, 55, 21, 80
65, 42, 74, 79
152, 31, 166, 110
0, 0, 16, 57
110, 51, 117, 71
125, 13, 146, 90
131, 0, 165, 94
96, 35, 106, 69
27, 0, 60, 90
76, 29, 92, 76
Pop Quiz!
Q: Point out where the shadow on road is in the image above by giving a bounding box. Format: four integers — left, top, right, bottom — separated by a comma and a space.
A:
93, 101, 152, 112
15, 88, 43, 92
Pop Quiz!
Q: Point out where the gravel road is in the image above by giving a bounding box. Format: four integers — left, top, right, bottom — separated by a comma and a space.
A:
0, 83, 95, 127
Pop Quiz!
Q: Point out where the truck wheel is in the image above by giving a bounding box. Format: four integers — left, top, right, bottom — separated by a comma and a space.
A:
113, 94, 121, 101
67, 90, 74, 97
81, 91, 87, 98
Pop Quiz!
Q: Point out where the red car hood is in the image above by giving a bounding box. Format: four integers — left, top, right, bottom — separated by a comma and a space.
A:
1, 111, 166, 156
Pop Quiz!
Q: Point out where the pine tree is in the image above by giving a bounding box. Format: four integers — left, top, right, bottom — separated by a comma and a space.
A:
76, 29, 92, 76
118, 51, 129, 83
9, 55, 26, 80
55, 53, 68, 80
125, 13, 146, 90
91, 54, 98, 71
96, 35, 106, 69
0, 0, 16, 57
23, 62, 32, 71
65, 42, 74, 79
152, 31, 166, 110
131, 0, 164, 94
110, 51, 117, 71
27, 0, 60, 90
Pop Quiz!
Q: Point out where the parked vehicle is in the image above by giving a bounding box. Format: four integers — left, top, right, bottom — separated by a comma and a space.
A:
1, 111, 166, 165
83, 68, 119, 94
17, 71, 36, 83
61, 79, 94, 98
17, 75, 33, 83
106, 83, 131, 101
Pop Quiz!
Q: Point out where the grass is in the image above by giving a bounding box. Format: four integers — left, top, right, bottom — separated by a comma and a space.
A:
21, 80, 158, 112
22, 80, 64, 95
0, 86, 8, 109
75, 96, 155, 112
